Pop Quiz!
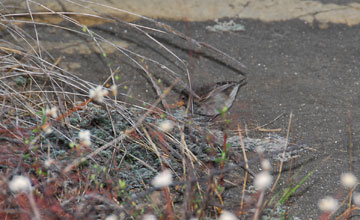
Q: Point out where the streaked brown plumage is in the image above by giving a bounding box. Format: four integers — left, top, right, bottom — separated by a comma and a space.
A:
180, 78, 247, 117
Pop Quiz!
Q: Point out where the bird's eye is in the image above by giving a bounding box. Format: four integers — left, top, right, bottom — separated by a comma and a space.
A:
179, 91, 188, 101
181, 94, 186, 101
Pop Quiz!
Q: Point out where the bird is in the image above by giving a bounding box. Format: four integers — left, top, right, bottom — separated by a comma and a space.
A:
179, 78, 247, 117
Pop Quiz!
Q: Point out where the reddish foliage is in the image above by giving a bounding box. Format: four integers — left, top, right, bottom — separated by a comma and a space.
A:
0, 141, 29, 169
13, 194, 32, 220
128, 130, 141, 140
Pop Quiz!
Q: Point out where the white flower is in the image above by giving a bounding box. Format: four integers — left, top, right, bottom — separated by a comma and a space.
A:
78, 130, 91, 147
341, 172, 358, 189
44, 158, 54, 168
218, 210, 238, 220
159, 120, 174, 132
254, 171, 273, 190
89, 86, 108, 103
45, 106, 58, 118
105, 214, 117, 220
9, 175, 32, 193
318, 196, 338, 212
261, 159, 272, 171
353, 192, 360, 206
142, 214, 157, 220
255, 145, 264, 154
151, 169, 172, 188
110, 85, 117, 97
42, 124, 53, 134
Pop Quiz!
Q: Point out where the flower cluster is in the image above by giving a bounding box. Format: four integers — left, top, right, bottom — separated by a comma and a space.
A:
89, 86, 108, 103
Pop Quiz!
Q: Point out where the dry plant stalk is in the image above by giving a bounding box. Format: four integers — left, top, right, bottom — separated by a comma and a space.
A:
271, 112, 292, 192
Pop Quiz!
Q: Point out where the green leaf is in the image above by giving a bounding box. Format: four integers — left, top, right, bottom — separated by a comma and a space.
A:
222, 106, 228, 113
69, 142, 75, 148
82, 25, 87, 32
119, 179, 126, 189
221, 151, 226, 159
37, 169, 43, 175
278, 169, 315, 205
